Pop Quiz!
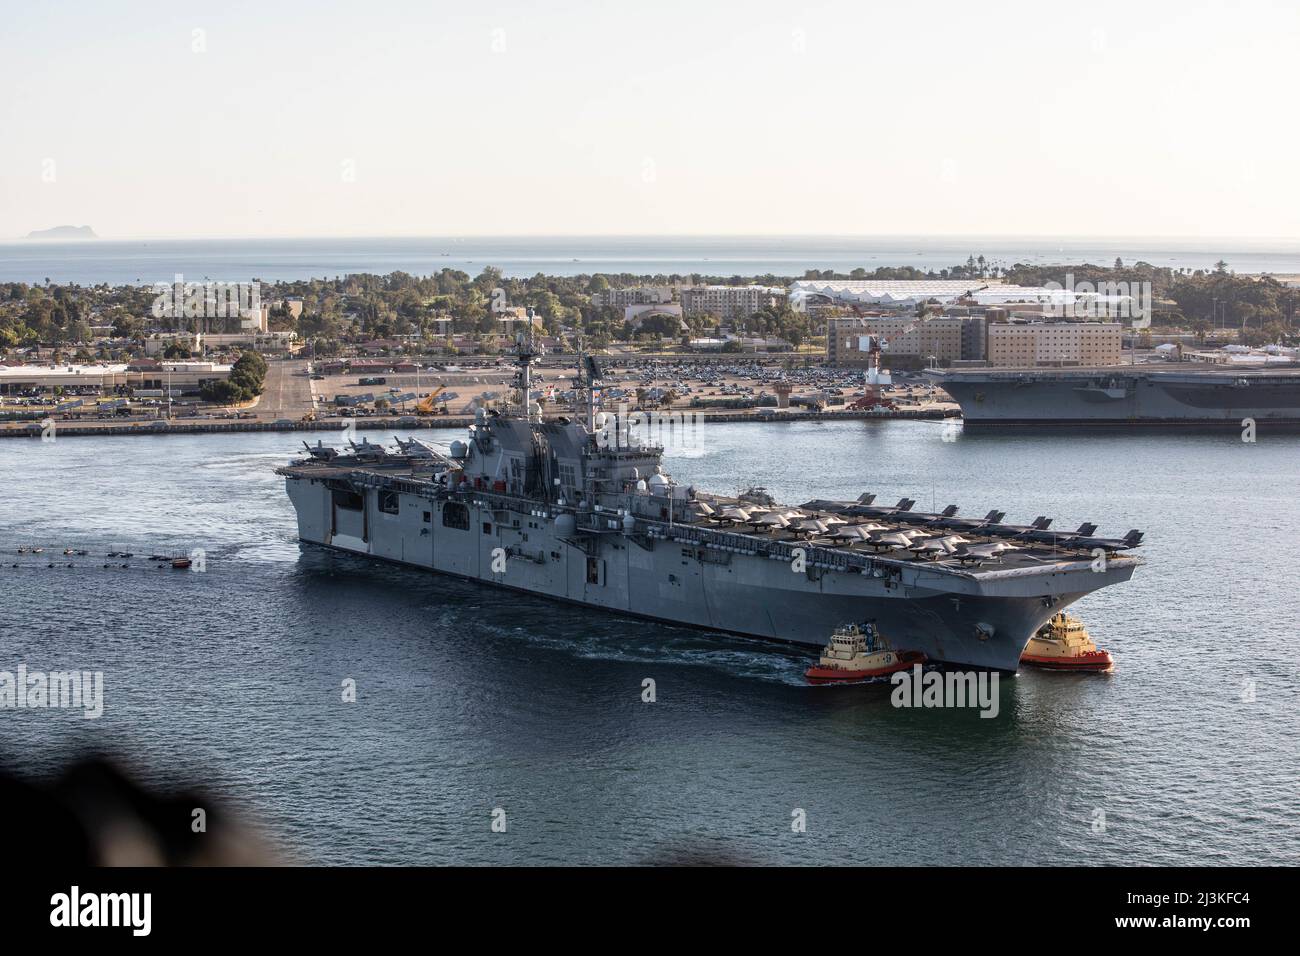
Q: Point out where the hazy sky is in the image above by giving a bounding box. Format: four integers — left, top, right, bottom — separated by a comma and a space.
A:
2, 0, 1298, 239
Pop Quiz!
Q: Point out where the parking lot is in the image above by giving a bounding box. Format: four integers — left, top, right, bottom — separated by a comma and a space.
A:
304, 357, 956, 420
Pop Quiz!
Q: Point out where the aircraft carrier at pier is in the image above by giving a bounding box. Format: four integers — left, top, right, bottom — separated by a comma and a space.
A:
931, 363, 1300, 426
277, 341, 1143, 672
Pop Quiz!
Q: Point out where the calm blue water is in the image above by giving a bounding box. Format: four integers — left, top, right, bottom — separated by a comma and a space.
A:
1, 421, 1297, 865
1, 235, 1298, 285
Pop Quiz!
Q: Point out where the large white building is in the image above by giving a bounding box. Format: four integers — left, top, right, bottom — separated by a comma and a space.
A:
0, 361, 233, 396
791, 279, 1142, 318
827, 315, 986, 366
592, 286, 675, 309
144, 330, 298, 355
987, 322, 1123, 367
623, 303, 684, 330
680, 285, 786, 319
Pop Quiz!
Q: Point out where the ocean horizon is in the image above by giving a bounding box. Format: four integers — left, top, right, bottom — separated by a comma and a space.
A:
1, 234, 1298, 285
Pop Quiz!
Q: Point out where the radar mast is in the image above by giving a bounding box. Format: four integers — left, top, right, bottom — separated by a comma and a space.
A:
511, 310, 541, 421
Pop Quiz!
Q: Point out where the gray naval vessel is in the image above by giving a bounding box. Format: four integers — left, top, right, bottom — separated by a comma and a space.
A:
278, 342, 1143, 671
931, 363, 1300, 426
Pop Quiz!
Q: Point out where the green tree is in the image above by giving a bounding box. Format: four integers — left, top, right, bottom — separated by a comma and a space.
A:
200, 379, 245, 404
228, 350, 268, 396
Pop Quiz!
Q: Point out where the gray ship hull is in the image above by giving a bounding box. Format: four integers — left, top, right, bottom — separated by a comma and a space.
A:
936, 366, 1300, 425
285, 477, 1134, 672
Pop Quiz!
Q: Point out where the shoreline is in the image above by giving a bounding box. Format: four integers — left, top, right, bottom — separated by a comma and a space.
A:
0, 405, 957, 439
4, 235, 1298, 283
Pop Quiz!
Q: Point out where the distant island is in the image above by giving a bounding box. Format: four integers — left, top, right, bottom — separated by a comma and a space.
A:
25, 225, 97, 240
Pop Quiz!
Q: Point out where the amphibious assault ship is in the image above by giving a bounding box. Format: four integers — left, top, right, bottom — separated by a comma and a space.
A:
931, 363, 1300, 426
277, 341, 1143, 671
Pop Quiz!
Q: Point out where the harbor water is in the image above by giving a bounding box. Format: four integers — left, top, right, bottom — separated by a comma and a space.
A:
0, 421, 1296, 865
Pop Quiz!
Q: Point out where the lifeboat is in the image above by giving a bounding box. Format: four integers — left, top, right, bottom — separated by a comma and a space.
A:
1020, 613, 1113, 671
171, 556, 192, 570
805, 622, 925, 684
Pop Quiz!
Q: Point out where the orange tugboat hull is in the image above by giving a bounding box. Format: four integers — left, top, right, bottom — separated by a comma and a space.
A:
1019, 650, 1113, 672
805, 651, 926, 684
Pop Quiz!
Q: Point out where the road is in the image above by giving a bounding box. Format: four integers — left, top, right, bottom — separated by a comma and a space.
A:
255, 360, 314, 420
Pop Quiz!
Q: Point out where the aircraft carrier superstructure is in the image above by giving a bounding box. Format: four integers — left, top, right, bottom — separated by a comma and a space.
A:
278, 342, 1143, 671
931, 363, 1300, 426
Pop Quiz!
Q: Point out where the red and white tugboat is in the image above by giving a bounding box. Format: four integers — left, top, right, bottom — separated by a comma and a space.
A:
805, 622, 925, 684
1020, 613, 1113, 671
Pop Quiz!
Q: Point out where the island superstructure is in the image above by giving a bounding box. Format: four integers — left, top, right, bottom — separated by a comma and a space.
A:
277, 339, 1144, 671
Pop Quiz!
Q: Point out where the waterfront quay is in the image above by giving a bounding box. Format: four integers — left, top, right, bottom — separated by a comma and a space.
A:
0, 404, 955, 439
0, 356, 958, 439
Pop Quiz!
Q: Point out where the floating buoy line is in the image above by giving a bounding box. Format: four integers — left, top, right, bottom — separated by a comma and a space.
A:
3, 545, 201, 573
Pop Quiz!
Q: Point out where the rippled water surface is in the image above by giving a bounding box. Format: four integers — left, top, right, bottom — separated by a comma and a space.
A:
1, 422, 1296, 865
